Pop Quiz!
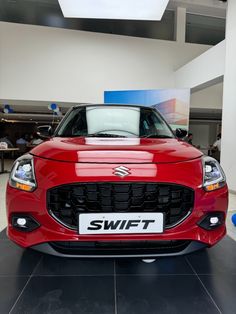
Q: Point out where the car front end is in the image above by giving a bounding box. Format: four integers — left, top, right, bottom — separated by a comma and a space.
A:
6, 105, 228, 257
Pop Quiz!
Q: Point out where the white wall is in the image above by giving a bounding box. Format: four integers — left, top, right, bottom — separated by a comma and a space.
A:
190, 83, 223, 109
221, 0, 236, 192
189, 123, 210, 153
0, 22, 210, 104
175, 40, 225, 90
189, 121, 220, 154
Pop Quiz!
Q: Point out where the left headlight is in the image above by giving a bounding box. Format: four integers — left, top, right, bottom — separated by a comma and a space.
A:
202, 156, 226, 192
9, 154, 37, 192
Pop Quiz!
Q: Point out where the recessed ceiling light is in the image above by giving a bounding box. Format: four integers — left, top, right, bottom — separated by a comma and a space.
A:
58, 0, 169, 21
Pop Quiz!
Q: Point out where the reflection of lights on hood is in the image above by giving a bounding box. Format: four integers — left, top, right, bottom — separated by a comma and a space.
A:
77, 150, 153, 163
85, 138, 140, 146
75, 163, 157, 178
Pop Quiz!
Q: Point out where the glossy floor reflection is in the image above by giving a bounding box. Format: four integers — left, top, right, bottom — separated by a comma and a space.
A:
0, 229, 235, 314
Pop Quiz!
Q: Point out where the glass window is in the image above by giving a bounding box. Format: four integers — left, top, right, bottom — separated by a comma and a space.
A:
56, 105, 174, 139
186, 14, 226, 45
73, 10, 175, 41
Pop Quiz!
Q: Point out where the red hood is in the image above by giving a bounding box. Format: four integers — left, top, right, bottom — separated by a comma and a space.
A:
31, 137, 203, 164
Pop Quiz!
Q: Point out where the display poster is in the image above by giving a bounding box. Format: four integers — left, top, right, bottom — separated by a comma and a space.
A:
104, 89, 190, 130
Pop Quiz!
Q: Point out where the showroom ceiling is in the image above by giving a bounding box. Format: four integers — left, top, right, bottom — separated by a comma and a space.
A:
0, 1, 227, 122
0, 0, 226, 41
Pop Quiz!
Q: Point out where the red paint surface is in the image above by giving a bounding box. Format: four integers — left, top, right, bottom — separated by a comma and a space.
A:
6, 137, 228, 249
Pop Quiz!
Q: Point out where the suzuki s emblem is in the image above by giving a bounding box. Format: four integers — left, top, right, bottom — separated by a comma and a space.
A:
113, 166, 131, 178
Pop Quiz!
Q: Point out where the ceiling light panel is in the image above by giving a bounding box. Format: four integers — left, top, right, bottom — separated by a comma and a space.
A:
58, 0, 169, 21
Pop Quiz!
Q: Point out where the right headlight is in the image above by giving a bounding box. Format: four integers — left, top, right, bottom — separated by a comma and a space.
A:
9, 154, 37, 192
202, 156, 226, 192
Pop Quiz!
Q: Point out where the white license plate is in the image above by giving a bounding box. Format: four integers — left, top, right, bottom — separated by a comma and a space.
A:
78, 212, 164, 235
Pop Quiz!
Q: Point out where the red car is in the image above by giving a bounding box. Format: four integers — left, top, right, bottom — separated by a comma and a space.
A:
6, 104, 228, 257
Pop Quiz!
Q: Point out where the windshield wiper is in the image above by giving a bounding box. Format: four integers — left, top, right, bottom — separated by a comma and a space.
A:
86, 133, 127, 138
141, 134, 173, 139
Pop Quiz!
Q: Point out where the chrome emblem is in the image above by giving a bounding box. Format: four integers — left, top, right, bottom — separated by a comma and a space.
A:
113, 166, 131, 178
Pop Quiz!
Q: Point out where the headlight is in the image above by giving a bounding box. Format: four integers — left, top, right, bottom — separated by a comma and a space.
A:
202, 156, 226, 192
9, 154, 37, 192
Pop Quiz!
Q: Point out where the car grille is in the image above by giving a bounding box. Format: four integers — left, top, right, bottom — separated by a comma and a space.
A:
47, 183, 194, 230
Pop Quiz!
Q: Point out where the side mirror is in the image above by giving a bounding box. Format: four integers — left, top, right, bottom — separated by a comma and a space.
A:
175, 128, 188, 139
37, 125, 53, 139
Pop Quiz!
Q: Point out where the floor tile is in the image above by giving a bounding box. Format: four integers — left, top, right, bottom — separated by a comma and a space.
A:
226, 210, 236, 241
187, 236, 236, 274
35, 255, 114, 276
116, 256, 194, 275
200, 274, 236, 314
0, 228, 7, 239
0, 276, 29, 314
116, 275, 219, 314
11, 276, 115, 314
0, 241, 41, 276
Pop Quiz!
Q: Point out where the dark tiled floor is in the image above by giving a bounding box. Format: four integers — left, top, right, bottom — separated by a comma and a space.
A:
200, 274, 236, 314
0, 276, 29, 314
34, 255, 114, 276
0, 228, 7, 239
186, 236, 236, 275
11, 276, 115, 314
116, 275, 219, 314
0, 240, 41, 276
115, 256, 194, 275
1, 229, 236, 314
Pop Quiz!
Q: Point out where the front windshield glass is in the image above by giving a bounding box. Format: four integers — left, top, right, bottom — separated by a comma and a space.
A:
56, 106, 174, 138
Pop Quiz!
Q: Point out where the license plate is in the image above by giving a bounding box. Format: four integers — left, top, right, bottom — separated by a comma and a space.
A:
78, 212, 164, 235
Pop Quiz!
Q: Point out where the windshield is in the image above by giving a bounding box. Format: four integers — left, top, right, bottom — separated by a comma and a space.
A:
56, 106, 174, 139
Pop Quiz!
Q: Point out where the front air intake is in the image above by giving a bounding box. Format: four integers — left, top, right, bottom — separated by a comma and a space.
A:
47, 182, 194, 230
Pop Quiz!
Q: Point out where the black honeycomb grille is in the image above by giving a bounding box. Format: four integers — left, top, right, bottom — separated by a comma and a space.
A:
47, 183, 194, 230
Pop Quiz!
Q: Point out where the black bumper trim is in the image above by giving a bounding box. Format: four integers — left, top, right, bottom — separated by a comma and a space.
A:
31, 240, 207, 258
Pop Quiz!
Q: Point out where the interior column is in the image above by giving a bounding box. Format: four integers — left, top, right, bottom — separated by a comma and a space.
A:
175, 7, 186, 43
221, 0, 236, 192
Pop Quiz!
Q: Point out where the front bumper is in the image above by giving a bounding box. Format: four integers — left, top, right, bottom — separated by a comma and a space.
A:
6, 157, 228, 257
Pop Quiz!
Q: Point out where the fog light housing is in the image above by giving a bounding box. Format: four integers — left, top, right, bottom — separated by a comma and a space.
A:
12, 215, 40, 232
198, 212, 225, 231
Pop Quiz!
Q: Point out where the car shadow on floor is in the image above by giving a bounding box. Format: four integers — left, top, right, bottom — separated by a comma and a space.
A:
1, 229, 236, 314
